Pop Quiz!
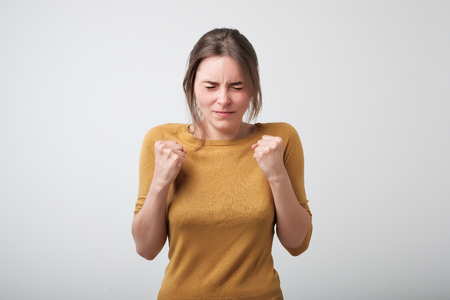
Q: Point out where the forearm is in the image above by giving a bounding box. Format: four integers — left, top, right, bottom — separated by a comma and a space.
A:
269, 169, 311, 249
132, 182, 169, 260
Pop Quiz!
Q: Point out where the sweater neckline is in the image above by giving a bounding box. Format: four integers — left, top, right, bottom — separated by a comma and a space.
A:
180, 123, 264, 146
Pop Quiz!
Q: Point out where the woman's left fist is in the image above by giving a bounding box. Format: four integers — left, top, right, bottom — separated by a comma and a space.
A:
251, 135, 285, 181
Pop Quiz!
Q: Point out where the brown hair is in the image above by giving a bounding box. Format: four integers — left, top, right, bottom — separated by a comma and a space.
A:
183, 28, 262, 140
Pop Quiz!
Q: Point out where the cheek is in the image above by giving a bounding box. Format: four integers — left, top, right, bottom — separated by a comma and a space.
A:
196, 89, 218, 105
237, 95, 251, 109
196, 94, 212, 107
195, 95, 215, 114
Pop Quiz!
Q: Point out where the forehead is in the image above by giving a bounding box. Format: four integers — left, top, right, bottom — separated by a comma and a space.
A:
196, 56, 244, 80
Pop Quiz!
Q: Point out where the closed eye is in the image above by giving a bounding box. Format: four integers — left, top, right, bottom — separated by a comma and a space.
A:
230, 81, 244, 91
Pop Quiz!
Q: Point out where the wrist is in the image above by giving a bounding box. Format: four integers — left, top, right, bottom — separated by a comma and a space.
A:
266, 167, 290, 187
148, 180, 171, 200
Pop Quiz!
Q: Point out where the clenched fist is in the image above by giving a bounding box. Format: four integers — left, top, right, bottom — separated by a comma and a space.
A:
153, 140, 187, 186
252, 135, 286, 183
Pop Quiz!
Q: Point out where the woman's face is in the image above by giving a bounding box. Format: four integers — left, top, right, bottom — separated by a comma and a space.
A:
193, 55, 250, 140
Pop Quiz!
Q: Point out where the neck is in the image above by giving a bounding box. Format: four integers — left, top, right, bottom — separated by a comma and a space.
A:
190, 122, 256, 140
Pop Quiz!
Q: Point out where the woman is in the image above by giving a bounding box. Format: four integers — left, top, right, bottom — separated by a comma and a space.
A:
132, 28, 312, 299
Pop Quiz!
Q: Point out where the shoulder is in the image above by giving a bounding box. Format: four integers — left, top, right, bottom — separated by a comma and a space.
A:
142, 123, 187, 145
258, 122, 299, 138
258, 122, 303, 154
144, 123, 186, 139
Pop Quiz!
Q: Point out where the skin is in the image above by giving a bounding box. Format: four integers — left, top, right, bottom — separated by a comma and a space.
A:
132, 55, 310, 260
252, 136, 311, 248
193, 55, 252, 140
132, 140, 186, 260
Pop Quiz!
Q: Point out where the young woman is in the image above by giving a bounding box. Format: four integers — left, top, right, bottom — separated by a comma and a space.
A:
132, 28, 312, 300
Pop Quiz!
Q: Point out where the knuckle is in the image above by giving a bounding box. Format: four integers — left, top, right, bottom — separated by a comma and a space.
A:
155, 140, 171, 151
154, 140, 163, 148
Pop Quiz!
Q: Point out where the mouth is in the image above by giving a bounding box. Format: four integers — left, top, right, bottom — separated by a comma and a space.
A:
214, 111, 234, 117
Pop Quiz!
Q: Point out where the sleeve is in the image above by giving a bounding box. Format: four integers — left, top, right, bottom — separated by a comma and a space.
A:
280, 123, 313, 256
133, 127, 159, 216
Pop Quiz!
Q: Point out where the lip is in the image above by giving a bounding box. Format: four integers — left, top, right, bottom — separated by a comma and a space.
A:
214, 111, 234, 117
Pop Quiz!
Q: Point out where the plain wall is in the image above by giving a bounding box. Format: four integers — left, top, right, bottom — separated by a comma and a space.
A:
1, 1, 449, 299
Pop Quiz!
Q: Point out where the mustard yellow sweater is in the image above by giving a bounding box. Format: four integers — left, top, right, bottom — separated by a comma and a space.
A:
134, 123, 312, 300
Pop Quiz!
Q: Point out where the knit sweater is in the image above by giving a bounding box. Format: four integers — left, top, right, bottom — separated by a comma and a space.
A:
134, 122, 312, 300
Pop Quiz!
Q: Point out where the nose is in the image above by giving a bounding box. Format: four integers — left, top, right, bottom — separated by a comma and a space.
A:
217, 87, 231, 105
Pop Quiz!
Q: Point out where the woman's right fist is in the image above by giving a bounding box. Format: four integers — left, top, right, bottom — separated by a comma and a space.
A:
153, 140, 187, 186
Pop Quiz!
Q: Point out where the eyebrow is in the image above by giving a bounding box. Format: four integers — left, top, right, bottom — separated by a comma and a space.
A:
202, 80, 243, 86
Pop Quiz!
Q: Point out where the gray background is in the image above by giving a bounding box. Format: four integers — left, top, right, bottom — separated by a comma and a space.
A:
1, 1, 449, 299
